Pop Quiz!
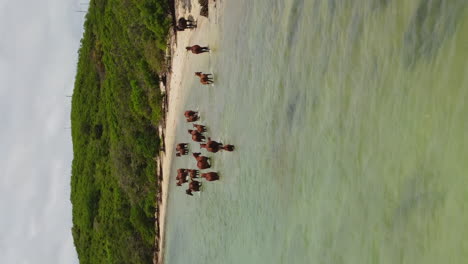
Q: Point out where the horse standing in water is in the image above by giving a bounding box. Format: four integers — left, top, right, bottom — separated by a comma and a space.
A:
201, 172, 220, 181
184, 110, 198, 118
175, 143, 189, 157
176, 169, 189, 186
195, 72, 213, 85
186, 45, 210, 54
193, 153, 211, 169
192, 124, 207, 133
185, 110, 199, 122
186, 180, 202, 196
200, 138, 235, 153
189, 130, 206, 142
186, 115, 199, 122
187, 169, 200, 179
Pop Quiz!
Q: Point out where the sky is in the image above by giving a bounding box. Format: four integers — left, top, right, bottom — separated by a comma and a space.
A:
0, 0, 86, 263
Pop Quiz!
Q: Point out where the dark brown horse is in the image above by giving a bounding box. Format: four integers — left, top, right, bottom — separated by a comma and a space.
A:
184, 110, 198, 118
177, 18, 196, 31
186, 180, 202, 195
176, 169, 189, 186
175, 143, 189, 157
186, 45, 210, 54
201, 172, 219, 181
195, 72, 213, 85
176, 169, 188, 180
192, 124, 207, 133
200, 138, 235, 153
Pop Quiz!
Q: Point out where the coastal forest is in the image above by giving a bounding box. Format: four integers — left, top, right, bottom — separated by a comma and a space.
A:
70, 0, 171, 263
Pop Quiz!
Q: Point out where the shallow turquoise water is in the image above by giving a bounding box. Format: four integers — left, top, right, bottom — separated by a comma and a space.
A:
164, 0, 468, 263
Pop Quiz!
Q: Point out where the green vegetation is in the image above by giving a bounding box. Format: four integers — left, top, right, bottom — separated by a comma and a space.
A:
70, 0, 171, 263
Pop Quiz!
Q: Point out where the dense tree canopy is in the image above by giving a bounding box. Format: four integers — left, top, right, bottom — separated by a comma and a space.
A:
70, 0, 170, 263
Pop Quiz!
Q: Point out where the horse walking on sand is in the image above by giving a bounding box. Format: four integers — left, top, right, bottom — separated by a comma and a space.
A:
195, 72, 213, 85
176, 18, 196, 31
186, 45, 210, 54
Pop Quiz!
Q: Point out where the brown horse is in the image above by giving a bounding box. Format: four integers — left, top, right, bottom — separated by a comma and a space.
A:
175, 143, 189, 157
186, 115, 199, 122
192, 124, 207, 133
193, 153, 209, 163
201, 172, 219, 181
176, 143, 188, 150
197, 160, 210, 169
177, 169, 188, 180
188, 129, 201, 136
193, 153, 211, 169
184, 110, 198, 118
176, 169, 189, 186
195, 72, 213, 85
187, 169, 200, 179
200, 138, 235, 153
177, 178, 188, 186
177, 168, 188, 175
191, 133, 206, 142
186, 45, 210, 54
186, 180, 202, 195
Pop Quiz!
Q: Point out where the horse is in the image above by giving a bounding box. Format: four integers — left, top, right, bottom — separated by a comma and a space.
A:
177, 168, 188, 175
193, 153, 209, 163
176, 177, 188, 186
186, 45, 210, 54
200, 138, 235, 153
176, 169, 188, 180
184, 110, 198, 118
197, 160, 211, 169
176, 143, 188, 150
191, 133, 206, 142
201, 172, 219, 181
195, 72, 213, 85
186, 180, 202, 195
193, 153, 211, 170
175, 143, 189, 156
177, 18, 196, 31
187, 169, 200, 179
193, 153, 211, 169
192, 124, 207, 133
186, 115, 199, 122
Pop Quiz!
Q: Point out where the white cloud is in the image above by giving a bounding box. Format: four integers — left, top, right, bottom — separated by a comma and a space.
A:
0, 0, 85, 263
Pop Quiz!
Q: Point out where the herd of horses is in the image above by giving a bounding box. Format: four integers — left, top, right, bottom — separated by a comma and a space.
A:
176, 111, 235, 196
175, 19, 234, 196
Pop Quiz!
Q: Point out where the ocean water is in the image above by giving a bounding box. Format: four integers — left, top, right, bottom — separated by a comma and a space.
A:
164, 0, 468, 263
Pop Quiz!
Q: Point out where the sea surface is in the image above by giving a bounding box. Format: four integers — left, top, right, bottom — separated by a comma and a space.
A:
164, 0, 468, 263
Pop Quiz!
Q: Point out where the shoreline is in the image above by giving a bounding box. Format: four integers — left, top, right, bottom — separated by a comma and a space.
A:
153, 0, 215, 263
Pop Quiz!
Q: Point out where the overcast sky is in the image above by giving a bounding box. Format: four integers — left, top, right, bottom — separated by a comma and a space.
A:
0, 0, 86, 263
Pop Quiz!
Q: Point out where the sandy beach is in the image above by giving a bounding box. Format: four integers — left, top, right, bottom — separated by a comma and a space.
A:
155, 1, 220, 263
